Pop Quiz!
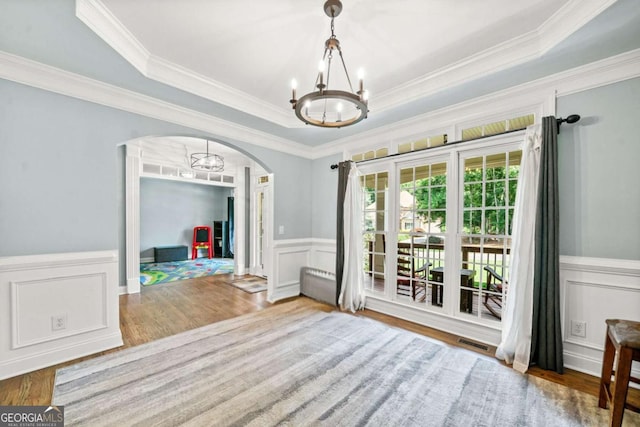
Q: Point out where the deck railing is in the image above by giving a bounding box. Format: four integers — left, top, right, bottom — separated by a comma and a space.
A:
367, 240, 510, 286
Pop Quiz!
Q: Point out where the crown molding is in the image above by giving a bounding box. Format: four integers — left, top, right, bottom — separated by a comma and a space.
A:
310, 47, 640, 160
75, 0, 149, 74
75, 0, 302, 128
145, 55, 299, 127
2, 44, 637, 163
371, 0, 618, 114
0, 50, 311, 159
538, 0, 618, 54
76, 0, 615, 130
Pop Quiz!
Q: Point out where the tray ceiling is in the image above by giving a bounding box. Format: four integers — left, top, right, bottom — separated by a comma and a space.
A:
76, 0, 623, 144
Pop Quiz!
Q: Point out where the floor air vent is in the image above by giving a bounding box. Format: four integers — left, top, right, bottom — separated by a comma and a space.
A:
457, 337, 490, 352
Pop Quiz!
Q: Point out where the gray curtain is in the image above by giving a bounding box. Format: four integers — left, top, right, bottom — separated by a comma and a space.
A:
530, 116, 563, 373
335, 161, 352, 306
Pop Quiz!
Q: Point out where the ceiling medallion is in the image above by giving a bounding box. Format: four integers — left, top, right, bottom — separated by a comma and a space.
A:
191, 139, 224, 172
289, 0, 369, 128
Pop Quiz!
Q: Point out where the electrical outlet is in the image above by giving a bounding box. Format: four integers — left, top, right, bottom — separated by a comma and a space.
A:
570, 320, 586, 338
52, 314, 67, 331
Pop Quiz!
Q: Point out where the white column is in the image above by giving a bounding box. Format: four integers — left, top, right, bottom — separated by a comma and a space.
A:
234, 167, 246, 276
125, 143, 141, 294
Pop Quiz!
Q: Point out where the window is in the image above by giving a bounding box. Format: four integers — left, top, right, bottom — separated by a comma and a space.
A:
361, 170, 388, 293
398, 134, 447, 154
459, 150, 521, 321
397, 161, 447, 306
358, 126, 527, 327
352, 148, 388, 162
461, 114, 533, 141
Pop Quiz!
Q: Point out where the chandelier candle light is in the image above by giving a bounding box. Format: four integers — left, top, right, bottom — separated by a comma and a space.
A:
290, 0, 369, 128
191, 139, 224, 172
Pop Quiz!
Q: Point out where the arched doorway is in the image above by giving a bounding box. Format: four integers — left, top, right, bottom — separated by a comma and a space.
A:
123, 136, 273, 295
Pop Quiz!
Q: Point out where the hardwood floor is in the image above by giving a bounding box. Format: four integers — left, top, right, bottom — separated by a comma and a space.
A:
1, 274, 638, 412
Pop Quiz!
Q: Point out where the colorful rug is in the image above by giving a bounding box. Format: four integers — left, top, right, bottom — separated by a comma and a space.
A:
229, 275, 267, 293
140, 258, 234, 286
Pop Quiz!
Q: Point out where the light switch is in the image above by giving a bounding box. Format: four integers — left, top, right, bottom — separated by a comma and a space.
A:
278, 225, 285, 235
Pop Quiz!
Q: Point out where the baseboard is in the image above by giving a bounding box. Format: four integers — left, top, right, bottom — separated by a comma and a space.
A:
364, 296, 502, 347
268, 282, 300, 303
140, 257, 154, 263
118, 285, 127, 295
126, 277, 140, 294
0, 331, 123, 381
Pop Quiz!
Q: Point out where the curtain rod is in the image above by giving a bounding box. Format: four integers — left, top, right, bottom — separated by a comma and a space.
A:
329, 114, 580, 169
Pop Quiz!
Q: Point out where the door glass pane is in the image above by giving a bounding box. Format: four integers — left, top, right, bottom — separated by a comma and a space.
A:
459, 151, 520, 321
397, 162, 447, 308
361, 171, 387, 293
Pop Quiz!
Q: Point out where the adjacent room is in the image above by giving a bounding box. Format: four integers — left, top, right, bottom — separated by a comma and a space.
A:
1, 0, 639, 425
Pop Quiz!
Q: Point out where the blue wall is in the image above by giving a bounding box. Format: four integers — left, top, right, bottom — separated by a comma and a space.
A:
557, 77, 640, 260
140, 178, 233, 259
0, 80, 312, 259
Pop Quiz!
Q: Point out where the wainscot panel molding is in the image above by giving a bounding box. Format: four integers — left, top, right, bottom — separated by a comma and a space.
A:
269, 238, 338, 303
309, 239, 337, 274
0, 250, 123, 380
559, 255, 640, 380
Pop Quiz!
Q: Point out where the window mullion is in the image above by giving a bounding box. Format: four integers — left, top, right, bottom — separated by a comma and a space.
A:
443, 150, 459, 315
386, 161, 398, 301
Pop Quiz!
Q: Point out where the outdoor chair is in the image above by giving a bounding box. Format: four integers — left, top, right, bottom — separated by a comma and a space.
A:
397, 243, 430, 301
483, 266, 504, 319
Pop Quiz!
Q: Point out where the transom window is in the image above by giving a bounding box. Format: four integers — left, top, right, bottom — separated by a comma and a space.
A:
398, 134, 448, 154
461, 114, 534, 141
352, 148, 388, 162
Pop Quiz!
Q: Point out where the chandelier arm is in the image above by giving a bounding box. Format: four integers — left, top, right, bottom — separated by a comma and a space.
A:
337, 47, 356, 94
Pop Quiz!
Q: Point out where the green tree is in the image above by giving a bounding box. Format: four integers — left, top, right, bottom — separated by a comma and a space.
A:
404, 174, 448, 231
405, 165, 518, 235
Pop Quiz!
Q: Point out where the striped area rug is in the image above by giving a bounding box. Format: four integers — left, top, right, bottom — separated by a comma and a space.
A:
52, 300, 633, 426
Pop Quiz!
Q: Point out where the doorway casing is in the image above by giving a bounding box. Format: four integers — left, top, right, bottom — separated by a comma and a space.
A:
124, 138, 273, 295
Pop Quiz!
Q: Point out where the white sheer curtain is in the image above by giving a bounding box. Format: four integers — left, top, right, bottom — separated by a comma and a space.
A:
338, 164, 366, 312
496, 124, 542, 373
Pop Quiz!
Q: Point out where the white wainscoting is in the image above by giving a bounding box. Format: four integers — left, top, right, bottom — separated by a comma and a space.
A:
560, 256, 640, 379
268, 238, 336, 303
0, 251, 123, 380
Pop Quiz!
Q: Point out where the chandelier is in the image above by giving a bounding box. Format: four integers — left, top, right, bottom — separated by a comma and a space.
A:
289, 0, 369, 128
191, 140, 224, 172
